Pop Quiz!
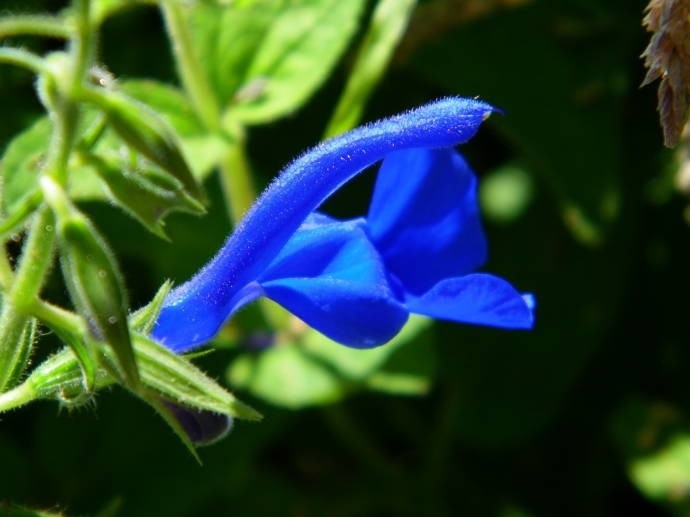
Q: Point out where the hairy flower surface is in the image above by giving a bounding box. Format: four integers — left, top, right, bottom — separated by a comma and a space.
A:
151, 98, 534, 353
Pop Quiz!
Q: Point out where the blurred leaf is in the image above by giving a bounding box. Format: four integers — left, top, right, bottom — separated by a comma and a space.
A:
79, 152, 204, 239
412, 3, 634, 244
324, 0, 417, 137
228, 315, 433, 408
479, 162, 535, 224
612, 399, 690, 513
1, 116, 50, 214
186, 0, 366, 123
0, 504, 65, 517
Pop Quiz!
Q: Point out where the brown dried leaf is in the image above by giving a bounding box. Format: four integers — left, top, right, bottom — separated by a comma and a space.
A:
641, 0, 690, 147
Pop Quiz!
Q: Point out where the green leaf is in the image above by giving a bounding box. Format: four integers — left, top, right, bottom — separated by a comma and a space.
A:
81, 85, 205, 203
228, 315, 432, 408
79, 151, 204, 239
0, 318, 36, 391
115, 80, 228, 182
479, 162, 535, 225
612, 400, 690, 513
324, 0, 417, 137
91, 0, 152, 26
186, 0, 366, 124
365, 321, 436, 396
1, 80, 224, 218
0, 116, 51, 215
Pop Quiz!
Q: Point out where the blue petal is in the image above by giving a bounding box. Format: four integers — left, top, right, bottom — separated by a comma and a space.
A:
405, 273, 534, 329
153, 98, 494, 351
367, 148, 487, 295
259, 214, 365, 281
260, 219, 408, 348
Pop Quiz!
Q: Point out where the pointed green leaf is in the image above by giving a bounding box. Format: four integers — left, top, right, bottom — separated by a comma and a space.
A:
81, 86, 205, 203
129, 280, 173, 333
79, 151, 204, 239
0, 317, 37, 391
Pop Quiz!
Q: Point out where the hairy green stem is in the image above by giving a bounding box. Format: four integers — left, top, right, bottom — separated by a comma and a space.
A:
0, 0, 93, 392
0, 48, 48, 74
68, 0, 93, 97
0, 15, 71, 40
160, 0, 221, 131
0, 382, 34, 412
0, 208, 55, 391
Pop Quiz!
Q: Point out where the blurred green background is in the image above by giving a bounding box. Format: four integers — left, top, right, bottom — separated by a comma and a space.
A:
2, 0, 689, 515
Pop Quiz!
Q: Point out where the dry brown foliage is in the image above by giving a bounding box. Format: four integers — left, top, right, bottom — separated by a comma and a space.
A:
642, 0, 690, 147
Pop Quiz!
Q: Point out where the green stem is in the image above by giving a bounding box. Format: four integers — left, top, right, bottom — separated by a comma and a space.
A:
0, 47, 47, 74
68, 0, 93, 97
0, 190, 43, 243
32, 299, 84, 337
160, 0, 221, 131
0, 0, 93, 391
0, 382, 35, 412
0, 15, 71, 40
0, 207, 56, 391
219, 136, 256, 224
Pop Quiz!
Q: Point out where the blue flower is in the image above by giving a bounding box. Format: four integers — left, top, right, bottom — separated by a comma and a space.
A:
152, 98, 534, 353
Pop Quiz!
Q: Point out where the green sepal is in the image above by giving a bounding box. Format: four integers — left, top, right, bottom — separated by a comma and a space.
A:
22, 346, 113, 404
41, 177, 140, 388
78, 151, 205, 239
48, 322, 98, 400
3, 331, 261, 422
129, 280, 173, 333
131, 332, 261, 422
81, 86, 205, 204
0, 317, 37, 391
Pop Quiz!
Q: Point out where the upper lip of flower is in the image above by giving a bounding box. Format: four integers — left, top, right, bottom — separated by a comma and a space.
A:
151, 97, 533, 353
